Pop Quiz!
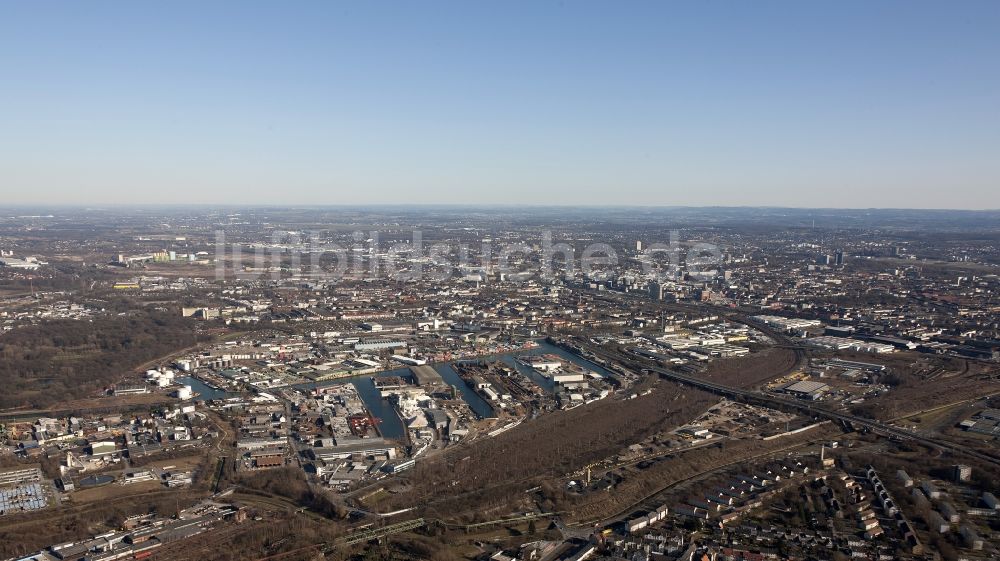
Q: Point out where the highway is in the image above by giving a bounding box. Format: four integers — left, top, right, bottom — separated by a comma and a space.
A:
583, 344, 1000, 468
329, 511, 560, 548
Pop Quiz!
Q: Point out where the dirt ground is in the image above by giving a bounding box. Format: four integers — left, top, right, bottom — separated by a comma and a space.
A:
71, 479, 162, 503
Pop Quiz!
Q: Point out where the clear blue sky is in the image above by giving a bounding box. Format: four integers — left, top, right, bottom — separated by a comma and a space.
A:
2, 1, 998, 208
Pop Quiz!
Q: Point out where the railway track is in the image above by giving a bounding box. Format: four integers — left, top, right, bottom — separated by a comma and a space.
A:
584, 344, 1000, 468
571, 436, 821, 528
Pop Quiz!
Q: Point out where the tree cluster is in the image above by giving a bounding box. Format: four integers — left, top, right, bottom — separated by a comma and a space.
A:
0, 311, 199, 409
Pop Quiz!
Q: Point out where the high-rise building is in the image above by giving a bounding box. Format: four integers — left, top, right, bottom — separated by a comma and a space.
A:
649, 281, 664, 301
953, 464, 972, 482
835, 250, 844, 266
635, 240, 643, 252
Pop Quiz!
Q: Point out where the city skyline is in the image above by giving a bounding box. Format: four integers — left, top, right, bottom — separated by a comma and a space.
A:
3, 3, 1000, 558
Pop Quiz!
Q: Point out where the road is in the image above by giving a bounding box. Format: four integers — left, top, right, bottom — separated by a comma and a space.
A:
582, 343, 1000, 468
570, 437, 820, 528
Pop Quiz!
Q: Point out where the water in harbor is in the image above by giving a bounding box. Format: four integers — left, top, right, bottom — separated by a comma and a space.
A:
294, 376, 408, 440
336, 364, 496, 421
519, 340, 619, 378
291, 340, 615, 441
500, 340, 618, 392
373, 365, 496, 420
351, 377, 407, 440
500, 355, 556, 391
433, 363, 496, 419
177, 376, 231, 401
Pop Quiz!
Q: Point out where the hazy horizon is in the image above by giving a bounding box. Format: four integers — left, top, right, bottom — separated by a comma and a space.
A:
3, 1, 999, 208
3, 203, 1000, 214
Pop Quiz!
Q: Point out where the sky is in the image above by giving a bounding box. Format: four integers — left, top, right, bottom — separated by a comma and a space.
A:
1, 1, 999, 209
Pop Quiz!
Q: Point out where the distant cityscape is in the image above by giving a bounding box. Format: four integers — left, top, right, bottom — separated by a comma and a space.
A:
4, 0, 1000, 556
0, 206, 998, 560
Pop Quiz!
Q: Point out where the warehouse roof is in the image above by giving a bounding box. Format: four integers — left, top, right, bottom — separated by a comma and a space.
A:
782, 380, 829, 394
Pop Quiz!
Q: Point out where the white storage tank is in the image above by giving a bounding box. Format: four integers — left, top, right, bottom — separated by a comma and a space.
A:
176, 385, 193, 400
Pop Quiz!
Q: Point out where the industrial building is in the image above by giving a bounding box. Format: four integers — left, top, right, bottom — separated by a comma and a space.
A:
778, 380, 830, 400
354, 339, 407, 351
752, 315, 822, 332
409, 365, 445, 388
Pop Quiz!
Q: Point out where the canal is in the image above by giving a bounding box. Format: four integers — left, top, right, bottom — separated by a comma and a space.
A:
290, 339, 618, 442
499, 340, 619, 391
177, 376, 232, 401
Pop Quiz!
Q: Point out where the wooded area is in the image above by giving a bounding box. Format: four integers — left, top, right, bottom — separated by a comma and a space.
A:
697, 346, 799, 388
0, 490, 203, 558
0, 311, 202, 409
559, 424, 841, 523
384, 380, 718, 520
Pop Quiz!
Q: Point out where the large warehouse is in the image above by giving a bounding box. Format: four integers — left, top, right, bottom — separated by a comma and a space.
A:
779, 380, 830, 400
